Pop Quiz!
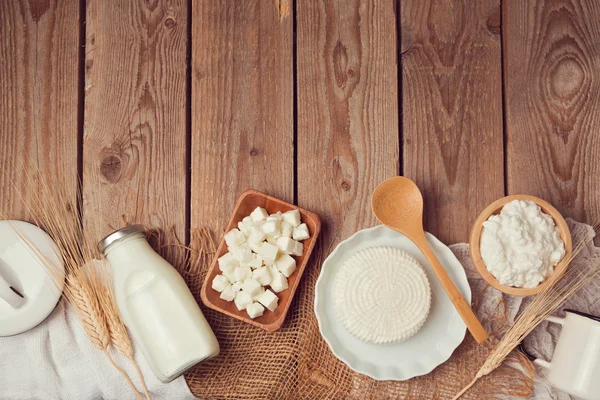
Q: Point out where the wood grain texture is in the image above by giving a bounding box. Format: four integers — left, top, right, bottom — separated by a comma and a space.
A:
296, 0, 400, 247
401, 0, 505, 244
504, 0, 600, 224
0, 0, 79, 218
191, 1, 293, 234
82, 0, 188, 242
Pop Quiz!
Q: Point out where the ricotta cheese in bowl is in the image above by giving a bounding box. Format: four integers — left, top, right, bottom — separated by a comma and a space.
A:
480, 199, 566, 288
332, 246, 431, 344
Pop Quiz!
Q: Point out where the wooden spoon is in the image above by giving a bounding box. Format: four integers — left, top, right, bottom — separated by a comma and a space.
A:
371, 177, 488, 344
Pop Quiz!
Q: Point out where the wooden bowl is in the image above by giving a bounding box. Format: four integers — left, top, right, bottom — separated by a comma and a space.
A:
200, 189, 321, 331
470, 195, 572, 296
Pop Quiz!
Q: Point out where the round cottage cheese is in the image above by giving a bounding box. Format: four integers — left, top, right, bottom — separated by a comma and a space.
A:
332, 247, 431, 344
480, 200, 566, 288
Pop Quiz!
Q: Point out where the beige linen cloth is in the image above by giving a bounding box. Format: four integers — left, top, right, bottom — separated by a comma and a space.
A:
0, 300, 197, 400
453, 218, 599, 400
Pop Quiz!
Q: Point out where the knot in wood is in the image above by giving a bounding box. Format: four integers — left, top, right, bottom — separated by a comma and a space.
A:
341, 181, 351, 191
249, 148, 260, 157
164, 17, 176, 28
100, 155, 123, 183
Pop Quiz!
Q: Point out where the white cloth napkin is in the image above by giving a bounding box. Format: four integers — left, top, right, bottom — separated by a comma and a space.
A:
0, 300, 197, 400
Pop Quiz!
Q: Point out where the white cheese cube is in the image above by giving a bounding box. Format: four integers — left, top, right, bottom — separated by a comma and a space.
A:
219, 284, 236, 301
280, 221, 293, 238
292, 241, 303, 257
292, 223, 310, 241
234, 266, 253, 282
234, 291, 253, 311
250, 207, 269, 222
212, 274, 230, 292
252, 287, 265, 301
261, 220, 279, 236
246, 302, 265, 319
268, 265, 279, 277
248, 241, 263, 254
242, 216, 254, 227
269, 212, 283, 221
266, 236, 278, 246
270, 273, 289, 293
259, 242, 279, 265
282, 209, 301, 227
248, 227, 266, 244
257, 289, 279, 312
231, 247, 253, 263
224, 228, 246, 248
218, 252, 239, 272
276, 237, 302, 255
223, 269, 237, 284
253, 266, 272, 286
275, 254, 297, 277
232, 281, 243, 292
241, 278, 262, 295
244, 257, 263, 269
238, 221, 251, 236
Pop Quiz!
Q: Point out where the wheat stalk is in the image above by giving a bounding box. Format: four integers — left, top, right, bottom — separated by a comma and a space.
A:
453, 225, 600, 399
3, 172, 149, 400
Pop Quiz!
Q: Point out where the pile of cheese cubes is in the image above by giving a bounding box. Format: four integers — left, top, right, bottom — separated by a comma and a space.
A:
212, 206, 311, 319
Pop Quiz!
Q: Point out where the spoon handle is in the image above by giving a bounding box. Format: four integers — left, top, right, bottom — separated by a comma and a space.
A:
416, 237, 488, 344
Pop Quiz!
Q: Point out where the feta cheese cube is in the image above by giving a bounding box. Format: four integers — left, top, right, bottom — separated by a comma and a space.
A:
238, 221, 251, 236
224, 228, 246, 248
232, 281, 243, 291
292, 223, 310, 241
266, 236, 278, 246
259, 242, 279, 265
242, 216, 254, 227
218, 252, 239, 272
246, 302, 265, 319
223, 269, 237, 284
282, 209, 301, 227
220, 284, 236, 301
261, 220, 279, 236
280, 221, 293, 238
241, 278, 262, 295
269, 212, 283, 221
248, 241, 262, 253
291, 240, 303, 257
250, 207, 269, 222
257, 289, 279, 311
268, 265, 279, 277
244, 257, 263, 269
275, 254, 297, 277
276, 237, 302, 255
270, 273, 289, 293
234, 291, 253, 311
234, 266, 253, 282
248, 227, 266, 244
252, 287, 265, 301
212, 274, 229, 292
253, 266, 272, 286
231, 247, 253, 263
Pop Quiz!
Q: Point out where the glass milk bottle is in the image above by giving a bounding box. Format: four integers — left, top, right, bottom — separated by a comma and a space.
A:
98, 225, 219, 383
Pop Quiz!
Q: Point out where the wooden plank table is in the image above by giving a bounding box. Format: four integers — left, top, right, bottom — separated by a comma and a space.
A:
2, 0, 599, 396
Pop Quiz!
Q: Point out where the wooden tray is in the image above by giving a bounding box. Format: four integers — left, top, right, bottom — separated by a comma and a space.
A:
200, 189, 321, 331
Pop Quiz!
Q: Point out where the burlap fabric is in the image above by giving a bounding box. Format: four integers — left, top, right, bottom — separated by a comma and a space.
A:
147, 228, 534, 400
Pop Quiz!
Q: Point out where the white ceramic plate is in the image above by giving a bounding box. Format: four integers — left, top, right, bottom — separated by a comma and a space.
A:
314, 225, 470, 381
0, 220, 64, 336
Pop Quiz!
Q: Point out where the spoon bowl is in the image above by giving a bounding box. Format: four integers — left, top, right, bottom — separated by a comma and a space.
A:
372, 177, 488, 343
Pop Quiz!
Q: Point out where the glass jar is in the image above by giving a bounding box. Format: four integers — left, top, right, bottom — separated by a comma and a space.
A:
98, 225, 219, 383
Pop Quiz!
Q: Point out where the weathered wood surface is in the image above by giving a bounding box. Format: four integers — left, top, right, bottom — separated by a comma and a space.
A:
504, 0, 600, 225
296, 0, 400, 248
0, 0, 80, 217
401, 0, 505, 244
82, 0, 188, 242
190, 1, 294, 238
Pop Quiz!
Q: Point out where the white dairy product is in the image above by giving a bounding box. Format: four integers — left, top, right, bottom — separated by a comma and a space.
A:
480, 199, 566, 288
332, 246, 431, 344
99, 226, 219, 383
